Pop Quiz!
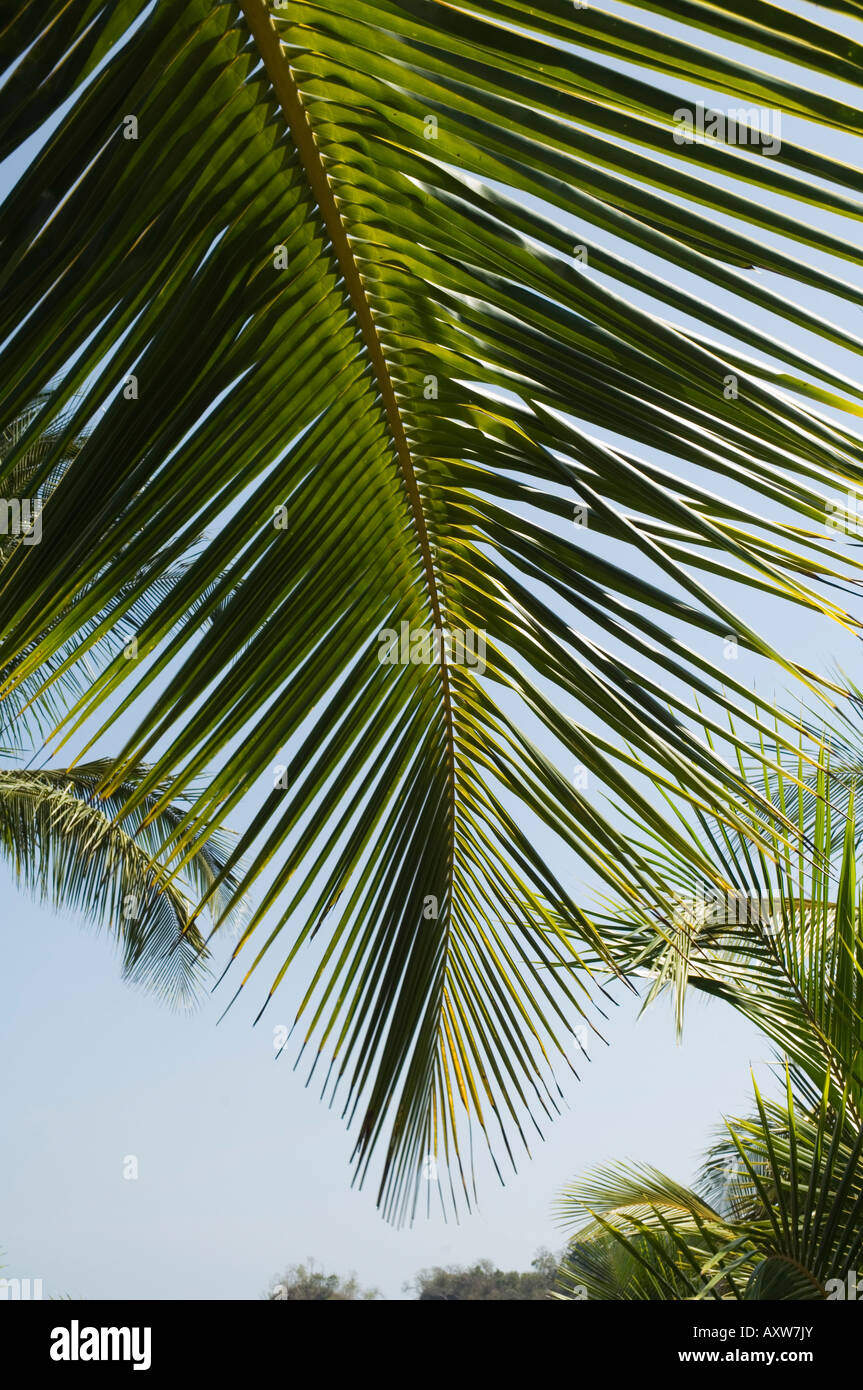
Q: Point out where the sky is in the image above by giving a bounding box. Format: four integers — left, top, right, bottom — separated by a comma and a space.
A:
2, 0, 863, 1300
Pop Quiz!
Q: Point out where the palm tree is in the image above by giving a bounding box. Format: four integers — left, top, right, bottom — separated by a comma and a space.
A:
556, 1081, 863, 1300
3, 1, 863, 1217
555, 743, 863, 1298
556, 1076, 863, 1301
0, 398, 244, 1007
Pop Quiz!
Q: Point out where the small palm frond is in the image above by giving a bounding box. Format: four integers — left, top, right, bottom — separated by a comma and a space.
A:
578, 734, 863, 1110
556, 1161, 748, 1300
557, 1070, 863, 1299
0, 760, 245, 1007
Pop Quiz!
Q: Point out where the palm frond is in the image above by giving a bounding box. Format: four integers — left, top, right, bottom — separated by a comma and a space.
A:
556, 1072, 863, 1299
580, 733, 863, 1113
0, 760, 245, 1007
5, 0, 863, 1215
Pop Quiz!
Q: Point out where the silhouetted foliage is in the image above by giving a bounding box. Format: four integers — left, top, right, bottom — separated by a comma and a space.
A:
407, 1249, 560, 1301
266, 1260, 380, 1301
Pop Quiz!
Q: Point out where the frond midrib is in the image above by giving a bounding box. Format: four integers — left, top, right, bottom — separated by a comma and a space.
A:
239, 0, 457, 874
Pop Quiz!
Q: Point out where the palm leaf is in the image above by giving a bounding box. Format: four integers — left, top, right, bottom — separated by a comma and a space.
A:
586, 734, 863, 1113
556, 1159, 750, 1300
4, 0, 863, 1216
0, 759, 245, 1006
556, 1075, 863, 1299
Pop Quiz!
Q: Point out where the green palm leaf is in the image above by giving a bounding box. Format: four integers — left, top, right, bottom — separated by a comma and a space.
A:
556, 1076, 863, 1300
556, 1159, 748, 1300
0, 759, 245, 1007
588, 734, 863, 1113
4, 0, 863, 1216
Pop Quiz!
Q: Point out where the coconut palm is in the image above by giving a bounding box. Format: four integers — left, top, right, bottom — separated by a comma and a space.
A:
0, 398, 244, 1007
579, 725, 863, 1096
555, 743, 863, 1298
556, 1074, 863, 1301
4, 1, 863, 1216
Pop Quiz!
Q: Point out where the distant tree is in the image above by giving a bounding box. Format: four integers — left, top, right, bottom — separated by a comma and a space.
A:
266, 1260, 380, 1301
407, 1249, 561, 1301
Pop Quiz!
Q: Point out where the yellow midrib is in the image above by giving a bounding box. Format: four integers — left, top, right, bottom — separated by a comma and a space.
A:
239, 0, 458, 802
